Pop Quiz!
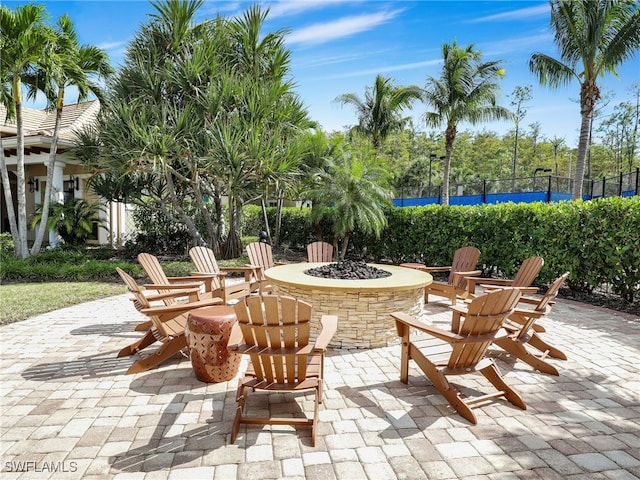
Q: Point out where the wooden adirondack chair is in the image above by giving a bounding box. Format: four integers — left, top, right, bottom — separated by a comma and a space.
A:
409, 246, 482, 305
138, 252, 220, 304
245, 242, 285, 294
188, 246, 259, 303
391, 287, 525, 424
228, 295, 338, 446
465, 256, 544, 296
116, 268, 222, 374
491, 272, 570, 375
306, 241, 334, 262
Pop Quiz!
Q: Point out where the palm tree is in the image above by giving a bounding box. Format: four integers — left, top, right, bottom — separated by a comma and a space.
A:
310, 143, 391, 260
335, 74, 422, 154
422, 40, 511, 205
296, 130, 344, 241
28, 14, 112, 254
0, 4, 53, 258
530, 0, 640, 200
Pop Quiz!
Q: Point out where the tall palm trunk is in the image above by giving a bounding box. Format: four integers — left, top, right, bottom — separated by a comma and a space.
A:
14, 77, 29, 258
574, 82, 598, 199
441, 124, 456, 206
31, 87, 64, 254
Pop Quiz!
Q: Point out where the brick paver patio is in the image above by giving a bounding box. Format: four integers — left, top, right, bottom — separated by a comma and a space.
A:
1, 292, 638, 479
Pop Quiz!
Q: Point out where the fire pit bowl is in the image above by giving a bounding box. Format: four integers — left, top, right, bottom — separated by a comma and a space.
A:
265, 262, 432, 348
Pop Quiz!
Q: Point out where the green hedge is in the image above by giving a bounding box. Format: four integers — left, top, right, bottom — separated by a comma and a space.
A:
245, 197, 640, 303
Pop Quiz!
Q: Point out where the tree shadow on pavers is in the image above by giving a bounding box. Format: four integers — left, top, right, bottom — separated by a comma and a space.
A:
109, 389, 236, 473
127, 367, 206, 394
20, 348, 189, 382
126, 369, 316, 451
70, 321, 144, 338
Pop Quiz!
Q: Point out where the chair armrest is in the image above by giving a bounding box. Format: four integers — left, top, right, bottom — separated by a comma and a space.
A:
144, 282, 204, 290
391, 311, 459, 342
219, 266, 256, 281
314, 315, 338, 351
165, 275, 206, 283
275, 261, 287, 266
482, 285, 539, 294
465, 276, 511, 294
421, 265, 452, 273
140, 296, 222, 316
227, 322, 245, 350
510, 307, 546, 319
144, 288, 202, 300
191, 271, 227, 277
451, 270, 482, 288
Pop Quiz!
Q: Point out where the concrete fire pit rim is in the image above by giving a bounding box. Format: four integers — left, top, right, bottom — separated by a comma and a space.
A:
264, 262, 432, 293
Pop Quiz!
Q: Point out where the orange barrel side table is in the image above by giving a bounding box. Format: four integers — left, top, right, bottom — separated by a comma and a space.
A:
186, 306, 240, 383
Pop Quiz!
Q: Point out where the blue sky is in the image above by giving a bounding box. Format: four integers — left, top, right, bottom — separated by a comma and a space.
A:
8, 0, 640, 147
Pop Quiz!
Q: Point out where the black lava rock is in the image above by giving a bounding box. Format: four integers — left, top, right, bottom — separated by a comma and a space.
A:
305, 260, 391, 280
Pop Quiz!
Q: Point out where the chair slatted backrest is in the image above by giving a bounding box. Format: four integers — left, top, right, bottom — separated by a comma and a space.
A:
511, 272, 569, 341
512, 256, 544, 288
116, 267, 151, 311
117, 267, 188, 340
138, 253, 182, 305
449, 246, 481, 287
189, 246, 222, 290
307, 241, 334, 262
246, 242, 275, 280
234, 295, 312, 384
449, 288, 521, 370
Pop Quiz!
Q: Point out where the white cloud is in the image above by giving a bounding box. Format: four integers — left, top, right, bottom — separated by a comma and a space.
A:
481, 32, 553, 57
287, 9, 404, 46
295, 49, 392, 68
266, 0, 359, 19
469, 4, 550, 23
325, 59, 442, 79
97, 40, 127, 51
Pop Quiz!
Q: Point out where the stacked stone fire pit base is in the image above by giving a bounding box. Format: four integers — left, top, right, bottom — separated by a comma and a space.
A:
265, 262, 433, 349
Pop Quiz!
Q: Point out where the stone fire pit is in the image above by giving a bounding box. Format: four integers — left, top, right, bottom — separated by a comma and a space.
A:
264, 262, 432, 348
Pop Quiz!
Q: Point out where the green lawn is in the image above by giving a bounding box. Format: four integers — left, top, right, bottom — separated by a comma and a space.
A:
0, 282, 126, 325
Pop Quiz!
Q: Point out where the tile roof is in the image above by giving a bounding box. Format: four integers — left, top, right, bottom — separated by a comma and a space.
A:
0, 100, 99, 141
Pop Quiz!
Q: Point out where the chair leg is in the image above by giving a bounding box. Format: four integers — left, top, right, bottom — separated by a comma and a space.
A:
231, 383, 247, 444
493, 337, 560, 376
117, 329, 157, 357
528, 333, 567, 360
311, 386, 320, 447
480, 363, 526, 410
126, 336, 187, 374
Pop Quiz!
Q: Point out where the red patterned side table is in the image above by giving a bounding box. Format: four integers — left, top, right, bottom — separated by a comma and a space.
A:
186, 306, 240, 383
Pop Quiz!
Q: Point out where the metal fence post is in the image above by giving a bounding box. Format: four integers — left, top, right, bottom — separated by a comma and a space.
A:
618, 172, 623, 196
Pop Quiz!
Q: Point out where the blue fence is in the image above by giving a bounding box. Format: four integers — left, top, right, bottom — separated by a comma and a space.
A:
393, 169, 638, 207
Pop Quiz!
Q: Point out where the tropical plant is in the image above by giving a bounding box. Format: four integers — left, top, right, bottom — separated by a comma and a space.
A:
29, 197, 105, 246
309, 143, 392, 260
422, 40, 511, 205
295, 130, 344, 241
335, 74, 422, 154
0, 4, 54, 258
27, 14, 112, 255
78, 1, 309, 259
529, 0, 640, 199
